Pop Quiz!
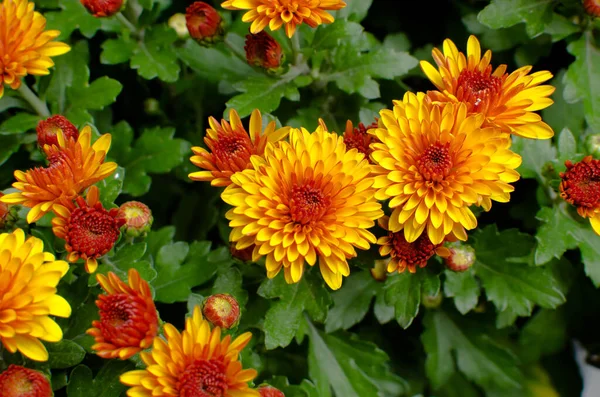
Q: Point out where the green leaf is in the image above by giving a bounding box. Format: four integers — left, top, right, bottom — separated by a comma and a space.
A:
422, 310, 523, 391
518, 308, 567, 362
227, 75, 301, 118
67, 361, 134, 397
212, 267, 248, 307
67, 365, 93, 397
569, 226, 600, 287
96, 166, 125, 207
534, 204, 580, 265
0, 113, 41, 134
335, 0, 372, 22
258, 271, 331, 349
130, 26, 181, 82
511, 136, 557, 181
0, 134, 26, 166
69, 76, 123, 111
45, 0, 102, 40
325, 271, 378, 333
473, 226, 566, 318
384, 270, 439, 329
557, 128, 577, 164
542, 70, 585, 137
564, 31, 600, 132
477, 0, 554, 37
45, 340, 86, 369
100, 35, 137, 65
312, 20, 364, 50
46, 41, 90, 114
0, 95, 27, 112
444, 269, 481, 315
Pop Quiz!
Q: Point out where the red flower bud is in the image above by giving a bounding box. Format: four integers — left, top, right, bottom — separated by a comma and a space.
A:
36, 115, 79, 148
230, 243, 254, 262
258, 385, 285, 397
186, 2, 224, 44
584, 0, 600, 17
444, 242, 476, 272
245, 31, 284, 71
202, 293, 240, 329
80, 0, 126, 17
0, 365, 52, 397
119, 201, 153, 237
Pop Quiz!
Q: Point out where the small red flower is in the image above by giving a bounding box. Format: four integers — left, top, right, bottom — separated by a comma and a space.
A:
202, 293, 241, 329
584, 0, 600, 17
258, 385, 285, 397
86, 268, 159, 360
36, 115, 79, 149
186, 2, 224, 44
443, 242, 476, 272
80, 0, 125, 17
245, 31, 284, 70
119, 201, 153, 237
343, 119, 379, 162
0, 365, 52, 397
51, 185, 126, 273
560, 155, 600, 235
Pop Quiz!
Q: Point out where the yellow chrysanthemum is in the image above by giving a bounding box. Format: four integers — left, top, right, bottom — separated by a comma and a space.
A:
420, 35, 555, 139
0, 126, 117, 223
221, 124, 383, 290
0, 229, 71, 362
120, 306, 259, 397
221, 0, 347, 38
189, 109, 289, 187
371, 92, 522, 245
0, 0, 70, 97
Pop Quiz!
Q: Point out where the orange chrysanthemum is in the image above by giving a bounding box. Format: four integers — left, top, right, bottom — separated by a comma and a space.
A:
221, 124, 383, 290
0, 126, 117, 223
221, 0, 346, 38
584, 0, 600, 17
0, 365, 52, 397
86, 269, 159, 360
189, 109, 290, 187
120, 305, 259, 397
0, 0, 70, 97
51, 186, 125, 273
371, 92, 521, 244
420, 35, 555, 139
343, 119, 379, 162
560, 155, 600, 235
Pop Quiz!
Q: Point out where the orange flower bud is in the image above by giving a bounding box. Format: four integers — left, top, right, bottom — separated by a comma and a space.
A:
119, 201, 153, 237
0, 365, 52, 397
36, 115, 79, 148
186, 2, 224, 44
202, 293, 240, 329
245, 31, 284, 71
584, 0, 600, 17
444, 242, 476, 272
80, 0, 126, 17
258, 385, 285, 397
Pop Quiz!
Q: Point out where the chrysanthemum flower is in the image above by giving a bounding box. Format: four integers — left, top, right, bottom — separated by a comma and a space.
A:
560, 155, 600, 235
221, 0, 347, 38
258, 385, 285, 397
86, 269, 158, 360
0, 0, 70, 97
221, 125, 383, 290
371, 92, 521, 244
36, 115, 79, 148
420, 35, 555, 139
186, 1, 224, 44
119, 201, 153, 237
584, 0, 600, 17
0, 365, 52, 397
80, 0, 124, 17
202, 293, 241, 329
0, 126, 117, 223
377, 216, 449, 274
343, 119, 379, 162
189, 109, 290, 187
120, 305, 259, 397
0, 229, 71, 362
245, 31, 284, 71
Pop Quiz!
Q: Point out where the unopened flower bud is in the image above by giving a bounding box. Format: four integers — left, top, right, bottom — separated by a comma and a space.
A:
230, 243, 254, 263
202, 293, 240, 329
421, 291, 443, 309
168, 13, 190, 39
36, 115, 79, 148
586, 134, 600, 157
370, 259, 388, 282
185, 2, 224, 45
258, 385, 285, 397
0, 365, 52, 397
245, 31, 284, 72
0, 193, 18, 230
584, 0, 600, 17
80, 0, 126, 17
144, 98, 161, 115
444, 242, 476, 272
119, 201, 153, 237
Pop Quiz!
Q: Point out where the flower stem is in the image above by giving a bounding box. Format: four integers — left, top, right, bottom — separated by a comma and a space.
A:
17, 84, 50, 117
290, 33, 302, 65
224, 35, 249, 65
117, 12, 140, 37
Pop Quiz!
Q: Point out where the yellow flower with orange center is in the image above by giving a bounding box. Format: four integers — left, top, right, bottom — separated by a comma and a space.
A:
120, 306, 259, 397
371, 92, 521, 245
221, 0, 346, 38
420, 35, 555, 139
221, 124, 383, 290
0, 0, 70, 97
0, 229, 71, 362
1, 126, 117, 223
189, 109, 290, 187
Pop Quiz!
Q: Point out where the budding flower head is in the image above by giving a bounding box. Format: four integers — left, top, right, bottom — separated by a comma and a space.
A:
560, 155, 600, 234
119, 201, 153, 237
258, 385, 285, 397
0, 365, 52, 397
36, 115, 79, 149
230, 243, 254, 263
584, 0, 600, 17
245, 31, 284, 72
168, 13, 190, 39
444, 242, 476, 272
586, 134, 600, 157
186, 2, 224, 44
202, 293, 241, 329
421, 291, 443, 309
370, 259, 388, 282
80, 0, 126, 17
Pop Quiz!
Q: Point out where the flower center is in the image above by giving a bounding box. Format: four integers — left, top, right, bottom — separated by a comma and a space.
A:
390, 232, 440, 267
99, 294, 133, 329
456, 69, 502, 111
0, 365, 52, 397
212, 134, 253, 170
561, 157, 600, 209
417, 143, 453, 182
179, 359, 228, 397
289, 184, 330, 224
67, 206, 121, 258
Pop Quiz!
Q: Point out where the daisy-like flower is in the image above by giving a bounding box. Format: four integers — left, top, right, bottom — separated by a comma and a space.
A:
0, 126, 117, 223
189, 109, 290, 187
0, 229, 71, 362
120, 305, 259, 397
560, 155, 600, 235
343, 119, 379, 162
0, 365, 52, 397
0, 0, 70, 97
51, 186, 125, 273
221, 0, 347, 38
420, 35, 555, 139
371, 92, 521, 244
86, 269, 159, 360
221, 125, 383, 290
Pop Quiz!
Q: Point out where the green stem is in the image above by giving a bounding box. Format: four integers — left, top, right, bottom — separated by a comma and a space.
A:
117, 12, 140, 37
224, 36, 248, 64
17, 84, 50, 117
290, 33, 302, 65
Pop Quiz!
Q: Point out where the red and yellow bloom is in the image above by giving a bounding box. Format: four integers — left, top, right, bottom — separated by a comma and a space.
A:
560, 156, 600, 235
